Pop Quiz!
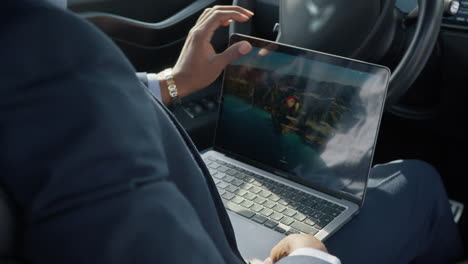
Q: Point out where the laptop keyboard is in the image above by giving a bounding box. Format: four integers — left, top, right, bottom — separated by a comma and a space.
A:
203, 156, 346, 236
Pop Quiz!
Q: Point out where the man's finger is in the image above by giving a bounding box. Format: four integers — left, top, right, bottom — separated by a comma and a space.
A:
200, 10, 250, 39
196, 6, 253, 27
196, 8, 212, 24
208, 5, 254, 17
213, 41, 252, 68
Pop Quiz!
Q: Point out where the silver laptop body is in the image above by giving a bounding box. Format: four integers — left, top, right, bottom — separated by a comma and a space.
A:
201, 34, 390, 260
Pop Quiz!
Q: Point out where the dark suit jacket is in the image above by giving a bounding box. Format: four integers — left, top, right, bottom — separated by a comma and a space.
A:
0, 1, 243, 263
0, 1, 325, 263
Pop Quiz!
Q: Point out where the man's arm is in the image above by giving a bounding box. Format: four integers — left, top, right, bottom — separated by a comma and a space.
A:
0, 3, 248, 263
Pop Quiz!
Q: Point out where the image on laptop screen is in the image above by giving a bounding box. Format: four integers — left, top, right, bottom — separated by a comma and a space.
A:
215, 35, 389, 202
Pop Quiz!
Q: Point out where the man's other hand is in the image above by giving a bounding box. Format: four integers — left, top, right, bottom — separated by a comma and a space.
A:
158, 5, 253, 104
265, 234, 328, 264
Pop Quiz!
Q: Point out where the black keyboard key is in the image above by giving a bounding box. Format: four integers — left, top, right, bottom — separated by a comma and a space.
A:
250, 186, 262, 194
243, 192, 256, 200
321, 208, 339, 218
280, 217, 294, 226
311, 203, 324, 211
225, 201, 255, 219
289, 202, 301, 209
291, 195, 304, 202
320, 215, 334, 225
240, 199, 254, 208
317, 198, 328, 204
213, 172, 225, 179
285, 229, 300, 235
264, 220, 279, 229
234, 189, 248, 196
253, 196, 266, 204
314, 220, 327, 230
263, 201, 276, 209
216, 182, 229, 189
231, 196, 244, 204
218, 166, 229, 173
304, 218, 317, 227
252, 214, 268, 224
301, 207, 313, 215
320, 206, 333, 215
270, 212, 284, 221
320, 206, 340, 217
259, 190, 272, 198
222, 192, 235, 200
272, 204, 286, 213
225, 185, 239, 193
283, 208, 297, 217
293, 213, 306, 222
209, 163, 221, 169
303, 199, 315, 207
231, 179, 244, 187
291, 221, 319, 235
222, 175, 235, 183
241, 183, 253, 190
244, 176, 255, 183
260, 208, 273, 217
252, 181, 263, 187
270, 187, 282, 194
337, 206, 346, 212
240, 200, 254, 208
250, 204, 264, 213
274, 226, 287, 234
329, 210, 340, 218
234, 173, 247, 180
269, 194, 281, 202
311, 211, 323, 219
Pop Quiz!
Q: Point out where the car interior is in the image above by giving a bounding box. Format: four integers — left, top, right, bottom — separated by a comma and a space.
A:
1, 0, 467, 262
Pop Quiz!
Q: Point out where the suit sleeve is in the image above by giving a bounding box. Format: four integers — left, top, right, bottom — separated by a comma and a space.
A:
137, 72, 162, 101
0, 5, 238, 264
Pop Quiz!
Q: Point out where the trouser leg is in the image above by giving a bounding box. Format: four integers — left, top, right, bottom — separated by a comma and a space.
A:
325, 160, 464, 264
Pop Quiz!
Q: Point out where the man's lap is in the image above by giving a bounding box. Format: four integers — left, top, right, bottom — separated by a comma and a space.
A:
325, 160, 464, 264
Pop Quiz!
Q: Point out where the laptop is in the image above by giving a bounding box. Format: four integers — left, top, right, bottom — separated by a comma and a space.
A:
201, 33, 390, 260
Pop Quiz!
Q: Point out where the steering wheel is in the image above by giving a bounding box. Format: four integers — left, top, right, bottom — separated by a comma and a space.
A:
230, 0, 445, 118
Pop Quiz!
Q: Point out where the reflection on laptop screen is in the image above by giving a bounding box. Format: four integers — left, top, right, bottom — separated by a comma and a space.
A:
215, 38, 389, 201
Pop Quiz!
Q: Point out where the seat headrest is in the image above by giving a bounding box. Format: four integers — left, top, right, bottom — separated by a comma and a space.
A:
0, 186, 16, 257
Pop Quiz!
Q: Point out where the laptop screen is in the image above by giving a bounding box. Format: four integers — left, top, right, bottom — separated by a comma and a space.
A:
214, 34, 390, 203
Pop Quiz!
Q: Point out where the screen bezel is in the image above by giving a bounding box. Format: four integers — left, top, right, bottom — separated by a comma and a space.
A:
213, 33, 391, 206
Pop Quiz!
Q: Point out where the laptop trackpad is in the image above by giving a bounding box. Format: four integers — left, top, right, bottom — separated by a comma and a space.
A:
228, 211, 285, 261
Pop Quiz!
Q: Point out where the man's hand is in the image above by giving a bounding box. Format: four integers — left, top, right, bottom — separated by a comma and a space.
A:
265, 234, 328, 264
158, 5, 254, 104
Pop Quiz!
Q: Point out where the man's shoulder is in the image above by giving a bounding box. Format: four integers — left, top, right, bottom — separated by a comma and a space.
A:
0, 1, 132, 91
